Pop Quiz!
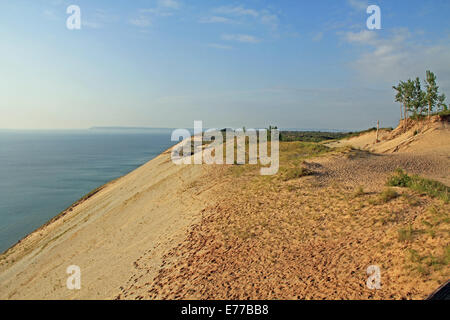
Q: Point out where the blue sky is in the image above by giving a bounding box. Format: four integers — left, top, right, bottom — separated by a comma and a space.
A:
1, 0, 449, 130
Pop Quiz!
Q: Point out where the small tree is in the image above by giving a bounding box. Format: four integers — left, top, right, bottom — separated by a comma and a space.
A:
412, 77, 426, 115
425, 70, 439, 117
394, 71, 447, 120
403, 79, 415, 121
437, 93, 447, 112
393, 83, 404, 120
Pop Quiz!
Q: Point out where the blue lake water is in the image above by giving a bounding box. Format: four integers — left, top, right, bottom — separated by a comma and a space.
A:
0, 129, 176, 253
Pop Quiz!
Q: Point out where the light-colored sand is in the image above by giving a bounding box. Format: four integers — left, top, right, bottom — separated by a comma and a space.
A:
120, 120, 449, 300
327, 118, 450, 186
1, 120, 448, 300
0, 145, 226, 299
329, 118, 450, 155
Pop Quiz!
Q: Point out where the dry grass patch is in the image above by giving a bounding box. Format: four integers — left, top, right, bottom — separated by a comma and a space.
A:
379, 188, 399, 203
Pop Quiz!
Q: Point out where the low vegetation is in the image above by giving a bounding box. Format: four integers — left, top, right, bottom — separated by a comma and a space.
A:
353, 186, 365, 198
367, 187, 399, 205
387, 169, 449, 203
279, 128, 395, 142
281, 166, 314, 181
398, 204, 449, 277
279, 141, 330, 162
379, 188, 399, 203
398, 225, 416, 242
280, 131, 348, 142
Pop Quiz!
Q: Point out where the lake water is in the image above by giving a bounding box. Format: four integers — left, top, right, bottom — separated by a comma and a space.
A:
0, 129, 176, 253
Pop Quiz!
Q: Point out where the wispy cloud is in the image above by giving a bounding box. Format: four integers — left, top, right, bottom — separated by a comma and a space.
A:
199, 16, 235, 24
344, 29, 377, 43
213, 5, 259, 17
158, 0, 181, 10
221, 34, 260, 44
129, 16, 151, 27
141, 0, 181, 16
81, 9, 119, 29
347, 0, 368, 11
342, 29, 450, 89
200, 5, 278, 47
260, 10, 279, 30
308, 1, 366, 43
312, 31, 324, 42
206, 5, 279, 30
207, 43, 233, 50
131, 0, 181, 27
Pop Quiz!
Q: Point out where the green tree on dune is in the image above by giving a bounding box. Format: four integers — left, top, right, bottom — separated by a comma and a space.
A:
425, 70, 439, 117
403, 79, 415, 120
412, 77, 426, 115
393, 83, 404, 120
393, 71, 447, 121
437, 93, 447, 111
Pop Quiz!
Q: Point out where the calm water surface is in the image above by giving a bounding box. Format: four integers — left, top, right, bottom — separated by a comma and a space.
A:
0, 129, 175, 252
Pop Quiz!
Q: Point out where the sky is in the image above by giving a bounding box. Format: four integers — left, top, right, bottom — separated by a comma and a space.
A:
1, 0, 450, 130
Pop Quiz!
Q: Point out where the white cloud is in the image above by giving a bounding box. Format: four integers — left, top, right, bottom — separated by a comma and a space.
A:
221, 34, 260, 44
134, 0, 181, 26
158, 0, 181, 10
210, 5, 279, 31
260, 10, 279, 30
129, 16, 151, 27
343, 29, 450, 90
312, 32, 324, 42
347, 0, 368, 11
344, 30, 377, 44
199, 16, 234, 24
214, 6, 259, 17
140, 8, 174, 17
80, 9, 120, 29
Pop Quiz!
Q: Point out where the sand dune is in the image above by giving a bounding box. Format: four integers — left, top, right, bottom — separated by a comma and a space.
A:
330, 117, 450, 154
328, 118, 450, 185
1, 120, 448, 300
0, 146, 226, 299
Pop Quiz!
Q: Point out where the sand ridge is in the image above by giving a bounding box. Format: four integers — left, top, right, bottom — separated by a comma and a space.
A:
0, 145, 228, 299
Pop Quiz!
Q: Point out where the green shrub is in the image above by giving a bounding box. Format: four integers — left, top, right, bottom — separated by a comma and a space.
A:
387, 169, 449, 203
387, 169, 412, 187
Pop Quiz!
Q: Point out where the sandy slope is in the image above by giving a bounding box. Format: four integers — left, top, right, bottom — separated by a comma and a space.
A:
1, 121, 448, 300
328, 118, 450, 185
0, 146, 225, 299
119, 120, 449, 300
329, 118, 450, 154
